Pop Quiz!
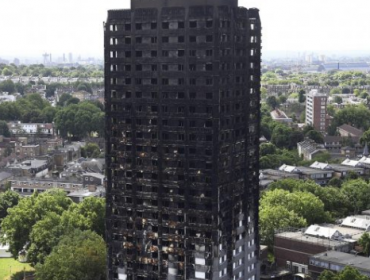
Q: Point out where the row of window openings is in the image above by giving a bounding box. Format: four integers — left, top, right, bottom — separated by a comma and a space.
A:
110, 35, 258, 45
109, 49, 255, 58
109, 20, 254, 32
110, 62, 253, 72
111, 89, 256, 99
110, 76, 251, 86
110, 144, 214, 158
112, 116, 245, 127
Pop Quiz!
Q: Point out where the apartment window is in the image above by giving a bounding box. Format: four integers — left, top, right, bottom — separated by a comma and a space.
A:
151, 22, 157, 29
190, 92, 196, 99
189, 50, 196, 57
206, 20, 213, 28
162, 50, 169, 57
136, 23, 142, 30
178, 64, 184, 71
206, 49, 213, 57
178, 50, 185, 57
178, 36, 185, 43
162, 36, 169, 43
151, 50, 157, 57
136, 65, 142, 71
151, 37, 157, 43
136, 51, 142, 57
189, 20, 197, 28
162, 22, 169, 29
206, 35, 213, 42
124, 64, 131, 71
135, 37, 142, 44
125, 23, 131, 31
178, 21, 185, 29
162, 64, 168, 71
177, 92, 185, 99
110, 38, 118, 45
189, 36, 196, 43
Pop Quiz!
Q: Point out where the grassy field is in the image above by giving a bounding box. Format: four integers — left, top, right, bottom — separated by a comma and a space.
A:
0, 258, 33, 280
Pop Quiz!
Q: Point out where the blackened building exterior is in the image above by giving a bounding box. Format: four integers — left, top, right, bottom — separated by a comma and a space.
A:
104, 0, 261, 279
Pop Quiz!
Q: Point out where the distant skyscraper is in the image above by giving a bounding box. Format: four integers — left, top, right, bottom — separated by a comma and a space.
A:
104, 0, 261, 279
69, 53, 73, 63
306, 90, 330, 133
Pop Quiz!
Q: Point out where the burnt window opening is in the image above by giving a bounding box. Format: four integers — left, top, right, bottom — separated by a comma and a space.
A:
189, 20, 197, 28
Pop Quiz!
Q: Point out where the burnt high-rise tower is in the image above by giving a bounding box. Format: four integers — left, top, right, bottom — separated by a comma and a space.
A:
105, 0, 261, 279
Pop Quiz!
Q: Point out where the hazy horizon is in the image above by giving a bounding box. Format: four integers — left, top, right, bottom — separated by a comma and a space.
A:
1, 0, 370, 61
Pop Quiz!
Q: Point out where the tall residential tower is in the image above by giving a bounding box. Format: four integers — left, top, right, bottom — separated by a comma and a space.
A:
104, 0, 261, 279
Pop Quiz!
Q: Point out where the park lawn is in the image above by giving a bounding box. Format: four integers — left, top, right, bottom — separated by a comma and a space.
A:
0, 258, 33, 280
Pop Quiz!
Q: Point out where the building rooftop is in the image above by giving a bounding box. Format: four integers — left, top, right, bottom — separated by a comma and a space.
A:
341, 215, 370, 231
305, 225, 341, 240
338, 124, 363, 137
0, 171, 12, 181
275, 231, 349, 248
131, 0, 238, 9
310, 251, 370, 273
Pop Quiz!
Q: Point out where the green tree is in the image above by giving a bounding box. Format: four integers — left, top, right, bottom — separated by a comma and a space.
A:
341, 179, 370, 214
0, 189, 72, 258
278, 95, 287, 104
266, 96, 279, 109
328, 177, 342, 188
306, 130, 324, 143
261, 189, 330, 225
271, 124, 292, 149
61, 197, 105, 236
0, 80, 16, 93
82, 143, 101, 158
298, 89, 306, 103
330, 88, 341, 95
0, 191, 20, 222
260, 143, 277, 157
318, 269, 337, 280
0, 120, 11, 137
334, 96, 343, 104
338, 266, 368, 280
360, 129, 370, 146
57, 94, 73, 107
259, 205, 306, 248
35, 230, 106, 280
26, 197, 105, 265
358, 232, 370, 257
2, 68, 13, 76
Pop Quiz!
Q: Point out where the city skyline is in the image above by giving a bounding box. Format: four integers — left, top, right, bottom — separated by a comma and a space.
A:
1, 0, 370, 60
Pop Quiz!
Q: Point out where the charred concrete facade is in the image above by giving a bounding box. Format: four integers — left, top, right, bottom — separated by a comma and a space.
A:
104, 0, 261, 279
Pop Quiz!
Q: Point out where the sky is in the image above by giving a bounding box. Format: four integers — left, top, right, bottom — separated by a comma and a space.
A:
0, 0, 369, 61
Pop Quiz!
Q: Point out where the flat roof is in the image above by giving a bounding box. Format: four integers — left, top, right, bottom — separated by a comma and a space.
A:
275, 231, 349, 248
311, 251, 370, 272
